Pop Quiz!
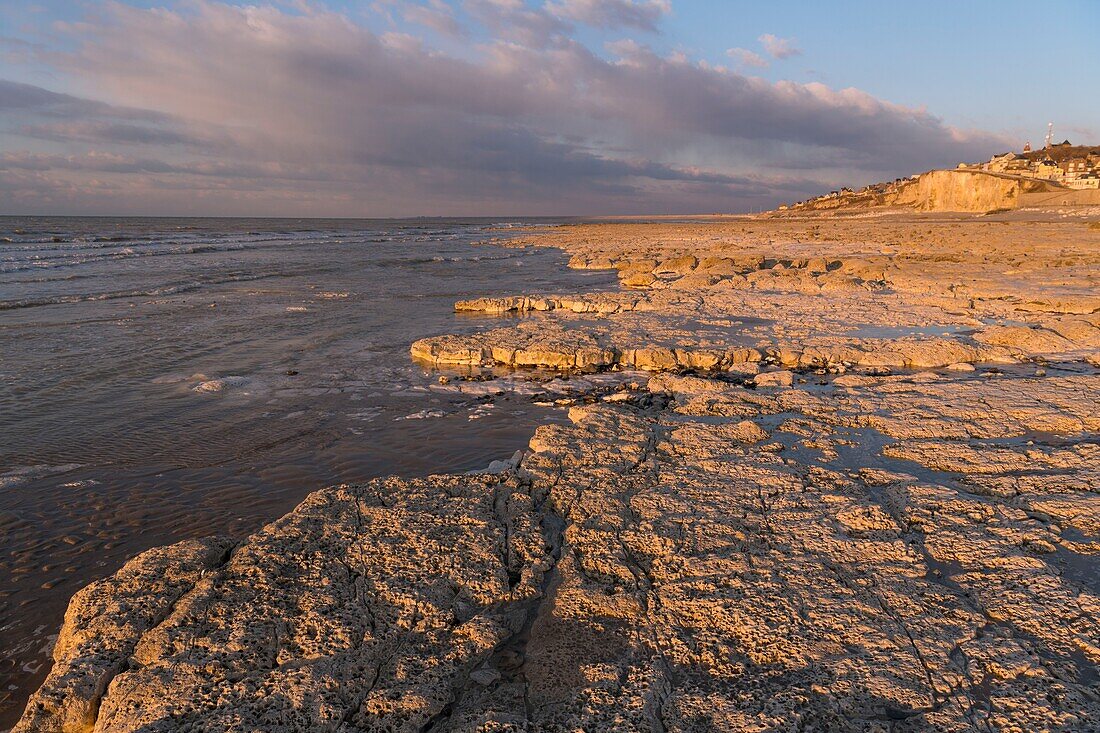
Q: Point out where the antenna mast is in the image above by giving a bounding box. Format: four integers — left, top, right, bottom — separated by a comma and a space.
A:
1044, 122, 1054, 148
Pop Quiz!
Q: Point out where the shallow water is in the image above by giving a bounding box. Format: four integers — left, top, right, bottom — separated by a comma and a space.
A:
0, 216, 616, 725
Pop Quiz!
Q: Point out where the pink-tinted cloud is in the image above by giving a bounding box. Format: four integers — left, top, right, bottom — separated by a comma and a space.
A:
0, 2, 1012, 215
546, 0, 670, 31
403, 1, 466, 38
727, 47, 769, 68
463, 0, 570, 47
759, 33, 801, 60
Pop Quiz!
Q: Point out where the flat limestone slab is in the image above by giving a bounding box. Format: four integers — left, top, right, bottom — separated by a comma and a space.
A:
17, 372, 1100, 731
18, 216, 1100, 731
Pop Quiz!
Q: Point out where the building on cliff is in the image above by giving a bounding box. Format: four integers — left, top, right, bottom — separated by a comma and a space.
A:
1033, 157, 1065, 179
779, 140, 1100, 213
968, 141, 1100, 183
1061, 157, 1090, 179
1066, 173, 1099, 189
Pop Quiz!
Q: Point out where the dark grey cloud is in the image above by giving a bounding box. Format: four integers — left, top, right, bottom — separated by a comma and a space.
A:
0, 79, 80, 111
0, 78, 169, 123
17, 120, 203, 146
0, 2, 1012, 215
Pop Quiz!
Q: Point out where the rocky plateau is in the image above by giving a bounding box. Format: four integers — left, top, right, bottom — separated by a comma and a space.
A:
16, 215, 1100, 732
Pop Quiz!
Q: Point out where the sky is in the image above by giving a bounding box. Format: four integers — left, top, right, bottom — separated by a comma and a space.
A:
0, 0, 1097, 217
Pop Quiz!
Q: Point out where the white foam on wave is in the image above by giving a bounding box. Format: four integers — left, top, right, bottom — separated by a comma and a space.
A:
396, 409, 446, 420
60, 479, 100, 489
0, 464, 84, 489
468, 403, 496, 420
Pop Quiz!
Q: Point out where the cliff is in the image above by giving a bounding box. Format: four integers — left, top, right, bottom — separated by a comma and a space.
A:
891, 169, 1055, 212
787, 169, 1063, 214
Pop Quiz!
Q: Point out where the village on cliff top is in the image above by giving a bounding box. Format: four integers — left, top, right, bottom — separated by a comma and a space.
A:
783, 128, 1100, 213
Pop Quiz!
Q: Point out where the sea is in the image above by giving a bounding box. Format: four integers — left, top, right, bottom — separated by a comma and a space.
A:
0, 216, 617, 726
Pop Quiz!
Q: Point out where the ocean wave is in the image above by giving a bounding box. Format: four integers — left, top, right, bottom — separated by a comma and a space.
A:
0, 231, 302, 254
2, 272, 97, 285
0, 271, 296, 310
369, 255, 457, 266
0, 234, 161, 249
0, 242, 263, 273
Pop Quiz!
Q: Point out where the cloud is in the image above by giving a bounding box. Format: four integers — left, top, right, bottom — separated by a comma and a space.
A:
727, 47, 769, 68
403, 1, 466, 38
17, 120, 203, 146
545, 0, 670, 31
463, 0, 571, 47
1, 150, 178, 174
0, 2, 1011, 215
0, 78, 135, 118
725, 33, 800, 69
759, 33, 801, 60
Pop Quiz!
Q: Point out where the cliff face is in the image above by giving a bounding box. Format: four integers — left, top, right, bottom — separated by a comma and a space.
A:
891, 169, 1053, 212
789, 169, 1062, 214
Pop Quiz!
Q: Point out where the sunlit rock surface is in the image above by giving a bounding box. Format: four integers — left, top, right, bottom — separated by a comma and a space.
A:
18, 215, 1100, 731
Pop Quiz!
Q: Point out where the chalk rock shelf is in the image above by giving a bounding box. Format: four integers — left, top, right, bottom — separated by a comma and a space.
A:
422, 224, 1100, 374
411, 322, 1035, 373
18, 216, 1100, 731
18, 372, 1100, 731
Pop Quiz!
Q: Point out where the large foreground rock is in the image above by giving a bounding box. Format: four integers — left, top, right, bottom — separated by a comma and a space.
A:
18, 216, 1100, 731
18, 373, 1100, 731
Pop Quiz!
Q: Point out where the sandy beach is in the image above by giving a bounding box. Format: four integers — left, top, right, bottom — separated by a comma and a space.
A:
15, 212, 1100, 731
